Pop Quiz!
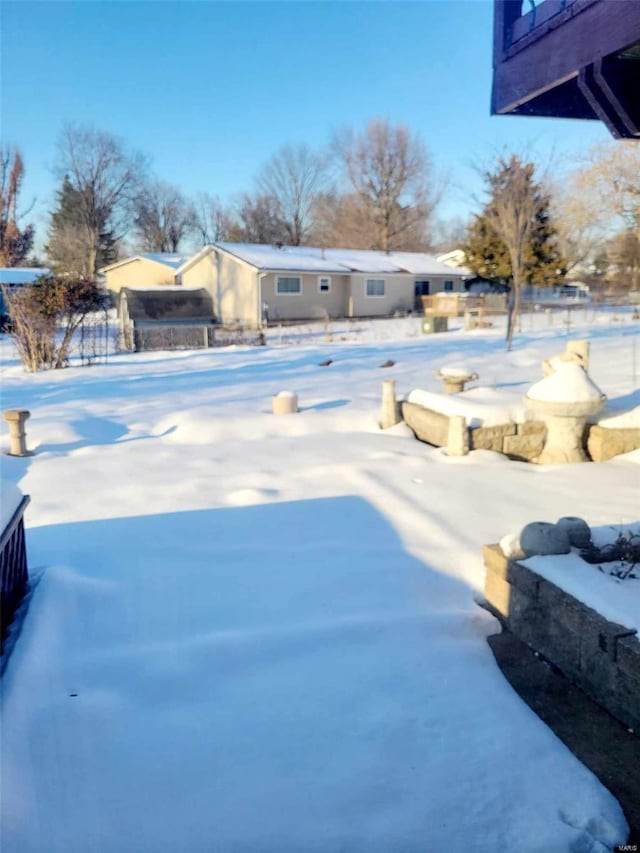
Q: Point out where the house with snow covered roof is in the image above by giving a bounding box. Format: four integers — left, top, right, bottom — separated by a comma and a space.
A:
100, 253, 190, 292
0, 267, 52, 322
176, 243, 471, 326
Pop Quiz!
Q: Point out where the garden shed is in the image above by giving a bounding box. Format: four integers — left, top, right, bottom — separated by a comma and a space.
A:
119, 287, 216, 351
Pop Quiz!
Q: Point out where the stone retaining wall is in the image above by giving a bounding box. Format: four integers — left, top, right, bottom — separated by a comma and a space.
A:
587, 424, 640, 462
483, 544, 640, 732
401, 401, 547, 461
401, 402, 450, 447
471, 421, 546, 460
400, 399, 639, 463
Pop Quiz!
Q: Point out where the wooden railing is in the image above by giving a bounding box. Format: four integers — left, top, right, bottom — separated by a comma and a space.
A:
1, 494, 30, 653
421, 293, 507, 317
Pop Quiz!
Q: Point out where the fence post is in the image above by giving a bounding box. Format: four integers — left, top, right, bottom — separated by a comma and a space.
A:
447, 415, 469, 456
380, 380, 401, 429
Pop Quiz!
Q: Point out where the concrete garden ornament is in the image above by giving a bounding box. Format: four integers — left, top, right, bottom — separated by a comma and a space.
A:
526, 360, 606, 464
501, 516, 593, 559
3, 410, 31, 457
435, 365, 479, 395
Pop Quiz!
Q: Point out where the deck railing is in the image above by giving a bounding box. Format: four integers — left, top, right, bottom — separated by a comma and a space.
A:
1, 494, 30, 652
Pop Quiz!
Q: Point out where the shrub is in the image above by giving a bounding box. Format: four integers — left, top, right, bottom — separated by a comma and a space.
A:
2, 275, 110, 371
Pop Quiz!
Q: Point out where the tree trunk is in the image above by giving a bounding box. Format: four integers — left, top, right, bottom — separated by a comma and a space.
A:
87, 245, 97, 279
506, 280, 521, 351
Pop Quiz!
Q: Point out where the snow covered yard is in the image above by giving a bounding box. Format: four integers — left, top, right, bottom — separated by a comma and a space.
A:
1, 314, 639, 852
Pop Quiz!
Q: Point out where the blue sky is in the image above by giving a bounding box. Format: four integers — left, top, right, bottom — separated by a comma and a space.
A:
2, 0, 611, 246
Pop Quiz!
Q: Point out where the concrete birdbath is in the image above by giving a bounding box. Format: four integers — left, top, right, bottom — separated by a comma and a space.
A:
435, 366, 479, 395
526, 360, 606, 463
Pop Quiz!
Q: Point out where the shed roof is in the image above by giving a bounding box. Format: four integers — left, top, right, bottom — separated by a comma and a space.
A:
212, 243, 470, 276
121, 288, 214, 322
0, 267, 51, 284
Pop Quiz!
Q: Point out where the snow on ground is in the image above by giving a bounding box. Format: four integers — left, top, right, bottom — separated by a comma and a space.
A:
1, 312, 639, 852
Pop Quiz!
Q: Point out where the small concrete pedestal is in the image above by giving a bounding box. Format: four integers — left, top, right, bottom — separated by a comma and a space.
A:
436, 369, 478, 395
272, 392, 298, 415
527, 402, 601, 464
3, 409, 31, 457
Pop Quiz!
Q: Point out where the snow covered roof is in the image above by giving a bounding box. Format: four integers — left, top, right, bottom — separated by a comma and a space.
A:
140, 253, 189, 269
213, 243, 471, 276
100, 254, 189, 274
436, 250, 468, 269
174, 245, 215, 275
0, 267, 51, 284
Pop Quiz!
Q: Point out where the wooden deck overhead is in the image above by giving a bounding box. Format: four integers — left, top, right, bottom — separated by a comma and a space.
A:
492, 0, 640, 138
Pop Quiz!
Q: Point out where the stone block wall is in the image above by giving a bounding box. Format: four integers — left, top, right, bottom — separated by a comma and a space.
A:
401, 400, 547, 461
587, 424, 640, 462
471, 421, 546, 460
400, 399, 639, 463
401, 401, 450, 447
483, 544, 640, 732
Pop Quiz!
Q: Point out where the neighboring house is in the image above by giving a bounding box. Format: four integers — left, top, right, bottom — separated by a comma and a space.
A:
436, 249, 468, 269
100, 253, 189, 293
177, 243, 470, 326
118, 287, 216, 351
437, 251, 507, 295
0, 267, 51, 323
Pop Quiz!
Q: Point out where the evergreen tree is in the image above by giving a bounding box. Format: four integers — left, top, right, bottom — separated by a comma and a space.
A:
46, 176, 117, 277
464, 163, 563, 290
464, 155, 564, 348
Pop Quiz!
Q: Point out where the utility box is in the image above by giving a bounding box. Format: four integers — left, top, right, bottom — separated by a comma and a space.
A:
422, 316, 448, 334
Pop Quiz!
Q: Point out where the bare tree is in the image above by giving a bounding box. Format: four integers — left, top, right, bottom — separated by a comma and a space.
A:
132, 179, 196, 252
608, 228, 640, 290
53, 124, 146, 275
575, 142, 640, 228
555, 142, 640, 278
550, 184, 606, 278
332, 119, 440, 252
565, 143, 640, 265
227, 194, 285, 244
194, 193, 234, 244
0, 148, 34, 266
430, 215, 470, 254
256, 144, 326, 245
310, 191, 374, 249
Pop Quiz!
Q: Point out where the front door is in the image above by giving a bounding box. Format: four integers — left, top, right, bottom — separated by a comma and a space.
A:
414, 280, 430, 310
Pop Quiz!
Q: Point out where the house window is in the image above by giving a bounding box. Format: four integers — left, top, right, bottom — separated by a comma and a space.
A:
318, 276, 331, 293
443, 280, 454, 292
276, 276, 302, 294
365, 278, 386, 297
